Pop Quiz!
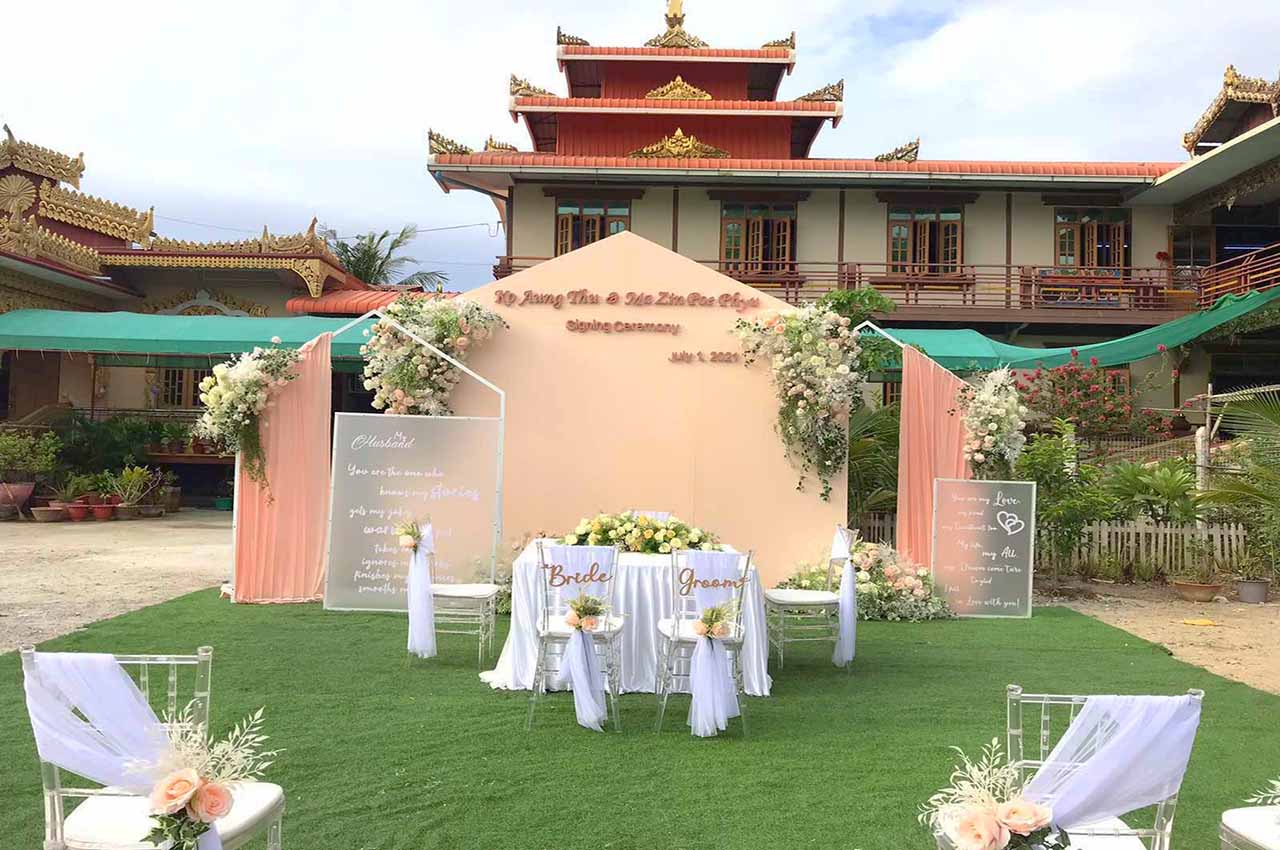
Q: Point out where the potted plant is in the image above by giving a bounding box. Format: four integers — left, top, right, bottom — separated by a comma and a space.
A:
1235, 550, 1274, 604
30, 503, 66, 522
0, 430, 61, 513
138, 468, 167, 518
161, 468, 182, 513
111, 465, 152, 520
213, 476, 234, 511
164, 422, 191, 454
1170, 558, 1225, 603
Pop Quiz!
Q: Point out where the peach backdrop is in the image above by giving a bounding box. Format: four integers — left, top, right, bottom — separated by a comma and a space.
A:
449, 233, 845, 585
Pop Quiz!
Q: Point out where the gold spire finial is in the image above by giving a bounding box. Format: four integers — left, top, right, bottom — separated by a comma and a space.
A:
666, 0, 684, 26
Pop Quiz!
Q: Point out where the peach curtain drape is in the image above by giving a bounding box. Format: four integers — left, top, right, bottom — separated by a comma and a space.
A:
233, 333, 332, 603
895, 345, 970, 570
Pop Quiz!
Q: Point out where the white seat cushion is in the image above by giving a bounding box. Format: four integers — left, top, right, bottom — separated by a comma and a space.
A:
764, 588, 839, 606
1065, 817, 1149, 850
538, 614, 625, 638
656, 617, 743, 646
433, 583, 500, 600
64, 781, 284, 850
1222, 807, 1280, 849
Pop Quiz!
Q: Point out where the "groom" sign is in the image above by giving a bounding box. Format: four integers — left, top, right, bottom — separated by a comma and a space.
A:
930, 478, 1037, 618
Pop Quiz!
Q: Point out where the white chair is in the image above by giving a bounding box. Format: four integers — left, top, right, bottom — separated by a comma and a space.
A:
427, 550, 501, 668
764, 525, 850, 668
655, 549, 752, 734
1221, 807, 1280, 850
20, 645, 285, 850
1006, 684, 1205, 850
526, 542, 624, 732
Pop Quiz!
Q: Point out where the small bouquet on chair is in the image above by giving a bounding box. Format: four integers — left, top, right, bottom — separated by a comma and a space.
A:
693, 604, 732, 640
919, 739, 1067, 850
687, 604, 740, 737
565, 594, 607, 631
144, 706, 279, 850
397, 520, 424, 553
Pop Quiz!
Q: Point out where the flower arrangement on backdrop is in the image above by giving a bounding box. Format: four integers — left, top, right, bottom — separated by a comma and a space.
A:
734, 306, 865, 500
1017, 350, 1180, 439
361, 296, 506, 415
195, 342, 301, 486
560, 511, 719, 554
919, 739, 1066, 850
145, 706, 279, 850
780, 540, 952, 622
955, 368, 1028, 480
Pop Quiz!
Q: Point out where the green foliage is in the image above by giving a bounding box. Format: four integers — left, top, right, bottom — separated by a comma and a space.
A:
847, 404, 900, 518
111, 465, 154, 506
323, 223, 449, 289
816, 287, 896, 325
1202, 391, 1280, 563
55, 414, 156, 474
48, 472, 94, 502
1019, 352, 1176, 438
1104, 459, 1203, 524
0, 430, 62, 481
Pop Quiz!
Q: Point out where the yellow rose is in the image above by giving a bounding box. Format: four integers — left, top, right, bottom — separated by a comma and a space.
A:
644, 529, 654, 539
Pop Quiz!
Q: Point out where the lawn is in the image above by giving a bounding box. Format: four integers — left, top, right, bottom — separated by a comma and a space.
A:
2, 591, 1275, 850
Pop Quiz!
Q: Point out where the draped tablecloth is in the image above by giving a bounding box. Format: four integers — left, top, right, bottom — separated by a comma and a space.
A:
480, 541, 772, 697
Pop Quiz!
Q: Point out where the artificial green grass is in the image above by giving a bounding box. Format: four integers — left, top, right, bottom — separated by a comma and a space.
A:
1, 591, 1275, 849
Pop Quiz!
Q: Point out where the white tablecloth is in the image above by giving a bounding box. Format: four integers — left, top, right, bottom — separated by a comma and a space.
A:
480, 541, 772, 696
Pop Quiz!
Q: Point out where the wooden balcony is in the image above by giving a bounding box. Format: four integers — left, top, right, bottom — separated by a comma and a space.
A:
1195, 240, 1280, 308
492, 256, 1198, 325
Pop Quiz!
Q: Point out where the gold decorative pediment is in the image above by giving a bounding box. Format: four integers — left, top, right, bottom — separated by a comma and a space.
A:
510, 74, 555, 98
483, 136, 517, 152
38, 181, 154, 243
0, 268, 108, 313
628, 128, 728, 159
645, 76, 712, 100
1183, 64, 1280, 153
762, 32, 796, 49
428, 129, 473, 156
0, 125, 85, 189
875, 138, 920, 163
139, 288, 270, 317
644, 25, 709, 49
0, 211, 103, 275
556, 26, 589, 46
1175, 155, 1280, 221
101, 252, 333, 299
0, 174, 37, 215
796, 80, 844, 103
147, 217, 339, 265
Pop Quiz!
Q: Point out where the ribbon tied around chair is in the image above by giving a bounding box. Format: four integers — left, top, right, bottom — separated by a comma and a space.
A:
554, 625, 609, 732
406, 524, 437, 659
832, 526, 856, 667
688, 627, 741, 738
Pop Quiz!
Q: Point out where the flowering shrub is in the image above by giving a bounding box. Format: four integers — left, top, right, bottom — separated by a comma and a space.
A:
361, 296, 505, 415
561, 511, 719, 554
779, 541, 952, 622
196, 343, 300, 485
1018, 351, 1174, 439
956, 368, 1028, 480
734, 306, 865, 500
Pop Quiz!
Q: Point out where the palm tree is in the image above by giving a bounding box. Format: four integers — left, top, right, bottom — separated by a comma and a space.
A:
847, 404, 900, 521
1201, 389, 1280, 561
323, 224, 449, 290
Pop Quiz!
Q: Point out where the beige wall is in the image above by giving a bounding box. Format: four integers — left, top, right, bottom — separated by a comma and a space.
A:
1131, 206, 1173, 269
797, 190, 840, 265
631, 187, 673, 250
677, 189, 721, 261
843, 190, 885, 264
1010, 193, 1056, 266
965, 193, 1008, 266
510, 183, 555, 258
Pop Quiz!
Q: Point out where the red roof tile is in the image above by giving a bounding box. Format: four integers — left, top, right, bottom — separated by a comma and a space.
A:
431, 152, 1180, 178
513, 97, 838, 113
286, 289, 456, 316
560, 46, 792, 60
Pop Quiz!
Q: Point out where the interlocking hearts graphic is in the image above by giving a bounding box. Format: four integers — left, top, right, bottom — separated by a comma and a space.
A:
996, 511, 1026, 536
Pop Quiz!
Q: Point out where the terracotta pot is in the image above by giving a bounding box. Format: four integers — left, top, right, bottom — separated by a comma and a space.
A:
65, 503, 91, 522
138, 504, 165, 518
0, 482, 36, 509
108, 494, 123, 506
83, 493, 102, 506
0, 504, 17, 521
1172, 580, 1224, 603
31, 506, 66, 523
168, 441, 186, 454
1236, 579, 1272, 604
115, 504, 141, 520
47, 500, 68, 510
192, 441, 208, 455
163, 485, 182, 513
90, 504, 115, 521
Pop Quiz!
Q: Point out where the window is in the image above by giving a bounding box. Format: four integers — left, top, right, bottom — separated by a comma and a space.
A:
159, 368, 212, 409
1053, 208, 1129, 269
887, 207, 963, 274
1105, 370, 1131, 394
555, 199, 630, 255
720, 203, 797, 273
882, 381, 902, 407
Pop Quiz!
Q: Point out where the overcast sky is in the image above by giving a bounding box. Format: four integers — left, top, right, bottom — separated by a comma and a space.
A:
6, 0, 1279, 288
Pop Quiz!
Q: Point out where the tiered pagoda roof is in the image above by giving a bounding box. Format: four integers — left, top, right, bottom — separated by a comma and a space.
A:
1183, 65, 1280, 155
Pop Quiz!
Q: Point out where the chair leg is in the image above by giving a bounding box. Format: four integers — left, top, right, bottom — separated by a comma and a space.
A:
525, 642, 545, 731
735, 651, 749, 738
267, 811, 283, 850
654, 648, 674, 732
777, 613, 786, 670
608, 641, 623, 733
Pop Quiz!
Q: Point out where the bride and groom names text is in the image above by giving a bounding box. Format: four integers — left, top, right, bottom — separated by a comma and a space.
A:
545, 562, 613, 586
678, 569, 748, 596
494, 288, 761, 313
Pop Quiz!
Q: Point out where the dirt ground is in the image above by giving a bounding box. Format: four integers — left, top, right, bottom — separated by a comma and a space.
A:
2, 515, 1277, 693
0, 511, 231, 653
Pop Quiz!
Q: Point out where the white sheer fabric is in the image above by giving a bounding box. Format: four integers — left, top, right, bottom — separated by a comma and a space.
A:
23, 653, 224, 850
406, 542, 437, 659
682, 550, 745, 737
554, 630, 608, 732
831, 527, 856, 667
1025, 695, 1202, 830
483, 541, 771, 696
540, 545, 617, 732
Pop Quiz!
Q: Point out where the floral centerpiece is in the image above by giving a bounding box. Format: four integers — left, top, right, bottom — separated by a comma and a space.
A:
694, 604, 733, 639
779, 541, 952, 622
195, 341, 300, 486
361, 295, 505, 415
145, 706, 279, 850
920, 739, 1065, 850
734, 306, 865, 500
565, 593, 607, 631
397, 519, 423, 553
955, 368, 1028, 480
560, 511, 719, 554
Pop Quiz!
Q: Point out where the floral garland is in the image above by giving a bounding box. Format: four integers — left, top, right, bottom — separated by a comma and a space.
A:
560, 511, 719, 554
955, 368, 1028, 480
780, 540, 952, 622
196, 341, 300, 486
734, 306, 864, 500
361, 296, 505, 415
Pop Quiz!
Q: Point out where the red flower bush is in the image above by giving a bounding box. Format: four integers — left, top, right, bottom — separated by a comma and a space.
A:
1019, 352, 1173, 439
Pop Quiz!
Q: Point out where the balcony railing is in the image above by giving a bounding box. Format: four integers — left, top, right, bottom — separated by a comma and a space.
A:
1195, 240, 1280, 308
493, 256, 1197, 318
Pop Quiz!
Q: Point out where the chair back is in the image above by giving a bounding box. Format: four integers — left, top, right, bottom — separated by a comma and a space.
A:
824, 524, 855, 592
535, 542, 620, 632
1006, 684, 1204, 850
671, 549, 752, 637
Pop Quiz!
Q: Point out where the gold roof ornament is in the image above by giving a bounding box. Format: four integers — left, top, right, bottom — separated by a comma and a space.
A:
428, 129, 473, 156
1183, 64, 1280, 153
510, 74, 555, 98
556, 26, 589, 46
628, 128, 729, 159
483, 136, 518, 152
762, 32, 796, 49
0, 125, 86, 189
796, 79, 844, 103
645, 75, 712, 100
645, 0, 709, 48
875, 138, 921, 163
0, 210, 103, 275
148, 217, 338, 262
38, 181, 154, 243
0, 174, 37, 215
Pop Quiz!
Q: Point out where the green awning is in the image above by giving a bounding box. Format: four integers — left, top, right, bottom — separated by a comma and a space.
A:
875, 287, 1280, 371
0, 310, 373, 365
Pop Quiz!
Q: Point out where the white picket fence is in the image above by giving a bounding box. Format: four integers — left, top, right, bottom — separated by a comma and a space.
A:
853, 513, 1247, 574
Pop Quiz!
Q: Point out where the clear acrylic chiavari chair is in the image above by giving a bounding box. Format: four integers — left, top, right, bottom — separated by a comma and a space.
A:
763, 525, 849, 668
426, 546, 501, 668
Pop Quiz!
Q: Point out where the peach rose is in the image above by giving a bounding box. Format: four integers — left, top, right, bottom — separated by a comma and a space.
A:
565, 610, 581, 628
398, 534, 417, 550
711, 623, 728, 638
950, 808, 1010, 850
996, 799, 1051, 836
693, 621, 709, 636
188, 782, 234, 823
580, 616, 598, 631
150, 768, 203, 815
